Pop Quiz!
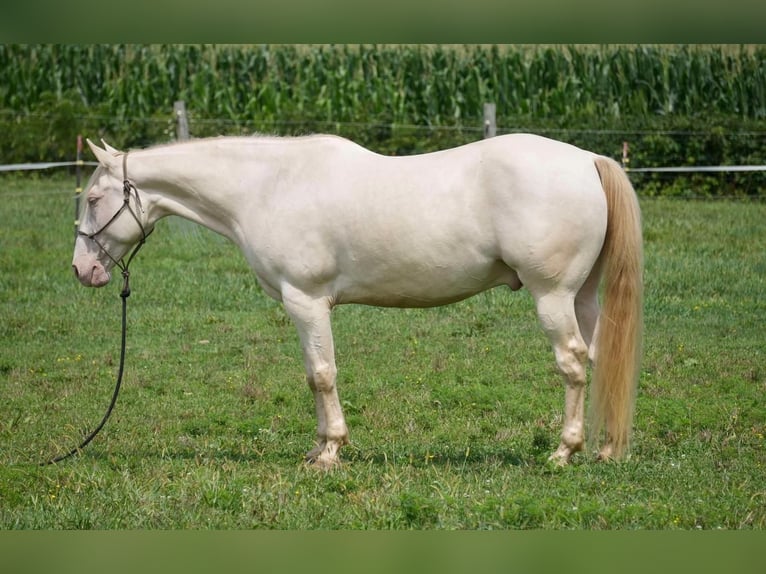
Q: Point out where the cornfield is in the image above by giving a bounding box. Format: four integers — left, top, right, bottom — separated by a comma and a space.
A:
1, 44, 764, 126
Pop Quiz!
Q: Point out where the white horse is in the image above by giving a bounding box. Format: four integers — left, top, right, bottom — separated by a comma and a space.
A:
73, 134, 643, 468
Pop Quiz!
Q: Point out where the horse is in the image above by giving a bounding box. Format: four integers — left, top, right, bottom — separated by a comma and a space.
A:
72, 133, 643, 469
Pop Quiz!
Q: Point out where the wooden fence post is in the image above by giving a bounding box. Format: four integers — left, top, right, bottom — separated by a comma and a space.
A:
174, 100, 190, 141
622, 141, 630, 170
74, 134, 83, 239
483, 103, 496, 139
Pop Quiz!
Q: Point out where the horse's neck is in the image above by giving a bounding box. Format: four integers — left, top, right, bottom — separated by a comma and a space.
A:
133, 143, 259, 243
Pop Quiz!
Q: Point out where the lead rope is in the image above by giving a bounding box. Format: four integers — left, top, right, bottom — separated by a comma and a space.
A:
42, 272, 132, 465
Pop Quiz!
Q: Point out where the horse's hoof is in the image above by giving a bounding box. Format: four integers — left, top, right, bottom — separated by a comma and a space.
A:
548, 441, 581, 466
304, 456, 340, 471
547, 453, 570, 467
596, 444, 614, 462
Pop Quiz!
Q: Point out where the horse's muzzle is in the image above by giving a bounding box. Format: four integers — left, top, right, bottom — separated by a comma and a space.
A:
72, 259, 111, 287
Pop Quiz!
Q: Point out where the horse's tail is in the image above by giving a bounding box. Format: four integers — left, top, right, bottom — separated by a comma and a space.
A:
590, 156, 644, 459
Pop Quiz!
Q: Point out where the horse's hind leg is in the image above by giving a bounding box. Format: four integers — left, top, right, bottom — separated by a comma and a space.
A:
281, 285, 348, 469
575, 263, 602, 365
534, 291, 590, 465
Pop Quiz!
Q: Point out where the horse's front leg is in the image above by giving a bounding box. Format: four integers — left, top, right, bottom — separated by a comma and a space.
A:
281, 285, 348, 469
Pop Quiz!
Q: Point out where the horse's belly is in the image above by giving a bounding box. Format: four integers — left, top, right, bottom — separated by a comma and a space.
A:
334, 259, 520, 308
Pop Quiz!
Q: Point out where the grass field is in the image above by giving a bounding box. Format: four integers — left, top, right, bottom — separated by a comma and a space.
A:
1, 173, 764, 529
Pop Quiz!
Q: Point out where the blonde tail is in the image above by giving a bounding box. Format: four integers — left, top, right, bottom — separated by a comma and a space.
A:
591, 157, 644, 459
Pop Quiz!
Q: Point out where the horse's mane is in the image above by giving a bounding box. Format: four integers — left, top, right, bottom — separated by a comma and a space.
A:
141, 132, 338, 152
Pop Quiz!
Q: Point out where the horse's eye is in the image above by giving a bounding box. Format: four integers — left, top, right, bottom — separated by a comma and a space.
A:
87, 193, 102, 205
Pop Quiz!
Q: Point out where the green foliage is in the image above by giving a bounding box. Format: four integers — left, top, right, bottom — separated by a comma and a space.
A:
1, 44, 765, 195
1, 175, 765, 529
3, 45, 764, 125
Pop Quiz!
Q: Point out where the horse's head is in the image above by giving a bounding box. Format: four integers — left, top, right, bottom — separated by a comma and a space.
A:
72, 140, 151, 287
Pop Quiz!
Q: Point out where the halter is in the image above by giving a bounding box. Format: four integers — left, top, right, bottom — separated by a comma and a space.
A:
77, 153, 152, 297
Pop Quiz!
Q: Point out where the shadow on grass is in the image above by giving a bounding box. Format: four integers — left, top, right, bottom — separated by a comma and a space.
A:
330, 443, 531, 468
68, 440, 535, 470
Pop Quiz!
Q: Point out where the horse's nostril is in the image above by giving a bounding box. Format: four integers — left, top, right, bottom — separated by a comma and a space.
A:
72, 265, 80, 279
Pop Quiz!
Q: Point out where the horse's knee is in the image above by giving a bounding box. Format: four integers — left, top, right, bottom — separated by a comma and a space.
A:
311, 363, 337, 393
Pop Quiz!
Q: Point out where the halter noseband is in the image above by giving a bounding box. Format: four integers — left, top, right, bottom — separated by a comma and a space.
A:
78, 153, 151, 296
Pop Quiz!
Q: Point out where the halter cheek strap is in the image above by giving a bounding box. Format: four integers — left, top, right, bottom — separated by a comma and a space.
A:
122, 152, 143, 213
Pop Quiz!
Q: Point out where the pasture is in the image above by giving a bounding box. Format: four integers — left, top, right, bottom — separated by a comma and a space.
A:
1, 173, 764, 529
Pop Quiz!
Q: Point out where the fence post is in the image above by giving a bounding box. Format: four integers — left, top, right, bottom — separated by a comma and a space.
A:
483, 103, 496, 139
74, 134, 83, 239
174, 100, 190, 141
622, 141, 630, 170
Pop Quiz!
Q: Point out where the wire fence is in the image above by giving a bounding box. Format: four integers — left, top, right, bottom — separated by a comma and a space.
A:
1, 118, 764, 179
0, 161, 98, 173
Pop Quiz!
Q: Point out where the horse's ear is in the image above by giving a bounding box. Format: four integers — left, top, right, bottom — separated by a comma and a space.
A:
87, 138, 119, 168
100, 139, 121, 155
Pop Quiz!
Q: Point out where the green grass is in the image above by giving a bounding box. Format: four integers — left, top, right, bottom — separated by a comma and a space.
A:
1, 173, 764, 529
